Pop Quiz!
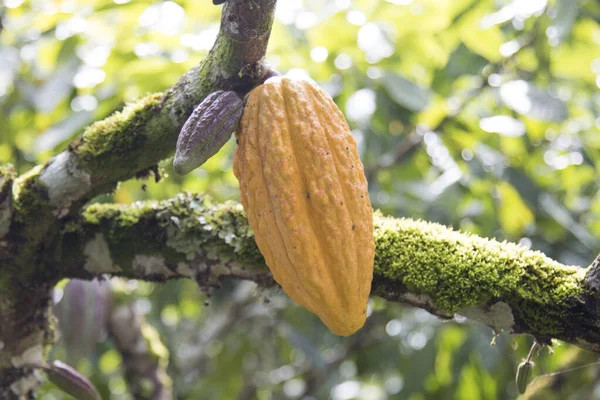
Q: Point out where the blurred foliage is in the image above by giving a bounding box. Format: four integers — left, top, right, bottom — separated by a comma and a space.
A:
2, 0, 600, 399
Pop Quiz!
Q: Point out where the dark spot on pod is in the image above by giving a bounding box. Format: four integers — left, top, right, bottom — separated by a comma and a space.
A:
352, 225, 355, 230
306, 192, 311, 199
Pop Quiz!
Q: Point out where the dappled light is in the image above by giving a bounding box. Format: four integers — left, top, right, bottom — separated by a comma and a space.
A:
2, 0, 600, 399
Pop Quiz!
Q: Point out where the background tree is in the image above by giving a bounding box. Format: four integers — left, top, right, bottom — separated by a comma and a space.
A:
1, 0, 600, 399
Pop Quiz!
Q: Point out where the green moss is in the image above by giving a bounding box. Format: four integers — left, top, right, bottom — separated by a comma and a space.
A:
72, 93, 171, 180
75, 93, 164, 158
0, 164, 15, 238
12, 165, 47, 220
82, 201, 164, 274
84, 202, 152, 226
80, 194, 264, 275
10, 166, 55, 265
79, 198, 588, 336
0, 164, 16, 181
373, 214, 586, 334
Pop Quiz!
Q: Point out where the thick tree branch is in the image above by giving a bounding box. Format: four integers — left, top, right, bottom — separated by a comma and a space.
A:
1, 1, 596, 398
0, 1, 278, 397
50, 193, 600, 353
7, 0, 277, 265
0, 282, 55, 399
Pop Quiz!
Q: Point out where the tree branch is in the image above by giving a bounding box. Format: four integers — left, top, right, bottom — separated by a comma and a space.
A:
0, 1, 278, 397
107, 285, 173, 400
51, 193, 600, 353
0, 282, 55, 399
0, 164, 14, 240
8, 0, 277, 261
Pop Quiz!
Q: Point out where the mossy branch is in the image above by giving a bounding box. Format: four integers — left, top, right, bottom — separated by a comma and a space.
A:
52, 193, 600, 353
8, 0, 277, 262
0, 164, 15, 239
0, 1, 277, 397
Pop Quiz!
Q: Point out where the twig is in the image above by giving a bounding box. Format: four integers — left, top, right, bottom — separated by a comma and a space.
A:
107, 298, 174, 400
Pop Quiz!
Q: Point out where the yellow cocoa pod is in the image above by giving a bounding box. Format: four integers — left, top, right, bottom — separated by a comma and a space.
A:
233, 77, 374, 336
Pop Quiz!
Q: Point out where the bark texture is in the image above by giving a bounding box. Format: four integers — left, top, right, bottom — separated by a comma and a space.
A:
54, 194, 599, 352
0, 1, 277, 398
1, 0, 600, 398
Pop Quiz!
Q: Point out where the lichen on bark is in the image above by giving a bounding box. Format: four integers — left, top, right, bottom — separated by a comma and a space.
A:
67, 193, 264, 278
0, 1, 281, 397
49, 193, 600, 351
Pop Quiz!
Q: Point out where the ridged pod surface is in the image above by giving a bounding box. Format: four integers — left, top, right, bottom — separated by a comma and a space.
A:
233, 77, 374, 336
173, 90, 243, 175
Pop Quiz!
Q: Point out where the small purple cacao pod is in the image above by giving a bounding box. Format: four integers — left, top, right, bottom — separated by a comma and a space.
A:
53, 279, 111, 364
173, 90, 244, 175
44, 360, 102, 400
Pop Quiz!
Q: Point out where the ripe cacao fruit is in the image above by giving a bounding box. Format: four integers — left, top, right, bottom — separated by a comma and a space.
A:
173, 90, 243, 175
233, 77, 374, 336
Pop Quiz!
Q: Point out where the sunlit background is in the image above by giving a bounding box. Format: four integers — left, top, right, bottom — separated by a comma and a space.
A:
2, 0, 600, 399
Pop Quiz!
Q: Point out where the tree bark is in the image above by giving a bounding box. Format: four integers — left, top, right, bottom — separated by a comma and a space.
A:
53, 194, 600, 353
1, 0, 600, 398
0, 1, 277, 398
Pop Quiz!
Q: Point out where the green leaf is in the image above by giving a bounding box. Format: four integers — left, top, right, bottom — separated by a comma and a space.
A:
540, 193, 597, 249
381, 73, 430, 112
497, 182, 534, 237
